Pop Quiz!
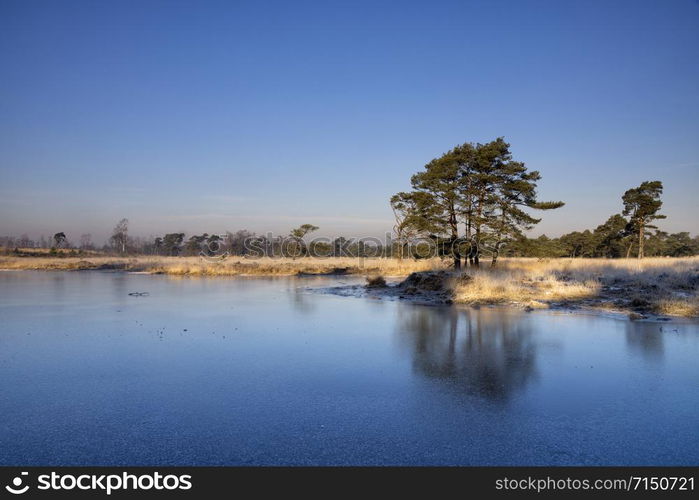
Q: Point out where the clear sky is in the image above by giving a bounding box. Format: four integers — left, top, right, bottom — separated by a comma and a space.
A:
1, 0, 698, 244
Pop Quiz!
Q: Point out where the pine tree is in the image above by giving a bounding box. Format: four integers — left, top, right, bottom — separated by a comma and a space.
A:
409, 150, 464, 268
486, 158, 564, 266
622, 181, 665, 259
390, 138, 563, 269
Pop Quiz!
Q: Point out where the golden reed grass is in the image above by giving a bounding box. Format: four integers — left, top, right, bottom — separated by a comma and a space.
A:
453, 257, 699, 316
0, 255, 447, 277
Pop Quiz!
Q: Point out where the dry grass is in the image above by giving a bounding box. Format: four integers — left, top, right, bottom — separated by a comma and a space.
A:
0, 255, 447, 277
454, 270, 600, 305
453, 257, 699, 317
653, 295, 699, 317
365, 275, 388, 288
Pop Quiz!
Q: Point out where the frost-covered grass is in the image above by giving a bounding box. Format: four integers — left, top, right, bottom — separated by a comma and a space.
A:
453, 257, 699, 317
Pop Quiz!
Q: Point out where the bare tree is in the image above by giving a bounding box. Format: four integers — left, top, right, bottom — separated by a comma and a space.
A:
110, 219, 129, 254
18, 234, 33, 248
390, 194, 421, 260
79, 233, 93, 250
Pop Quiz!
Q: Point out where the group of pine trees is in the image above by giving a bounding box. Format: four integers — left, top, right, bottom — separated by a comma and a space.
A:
390, 139, 684, 267
391, 137, 564, 268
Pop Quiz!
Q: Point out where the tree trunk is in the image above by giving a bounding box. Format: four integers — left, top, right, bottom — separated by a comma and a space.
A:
472, 195, 484, 268
490, 246, 499, 267
474, 228, 481, 267
452, 235, 461, 270
449, 206, 461, 270
468, 234, 476, 266
638, 224, 644, 259
491, 210, 506, 267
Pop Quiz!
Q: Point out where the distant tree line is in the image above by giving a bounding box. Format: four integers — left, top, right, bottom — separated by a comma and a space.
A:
499, 180, 696, 258
3, 221, 697, 260
1, 223, 385, 258
1, 163, 696, 260
504, 224, 698, 259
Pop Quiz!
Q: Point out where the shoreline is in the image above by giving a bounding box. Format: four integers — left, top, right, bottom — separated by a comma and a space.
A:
6, 265, 692, 322
314, 284, 699, 324
4, 265, 697, 321
2, 256, 698, 320
315, 280, 693, 323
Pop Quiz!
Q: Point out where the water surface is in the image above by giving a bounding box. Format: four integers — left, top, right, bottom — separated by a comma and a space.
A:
1, 271, 698, 465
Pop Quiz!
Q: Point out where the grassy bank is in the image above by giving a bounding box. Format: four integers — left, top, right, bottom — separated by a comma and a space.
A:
452, 257, 699, 317
0, 255, 447, 277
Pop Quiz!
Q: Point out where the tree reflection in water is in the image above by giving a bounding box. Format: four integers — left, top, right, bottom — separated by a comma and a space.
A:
624, 321, 665, 361
395, 305, 539, 401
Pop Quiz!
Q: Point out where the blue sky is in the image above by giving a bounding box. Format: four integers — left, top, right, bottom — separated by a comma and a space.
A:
1, 0, 698, 243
